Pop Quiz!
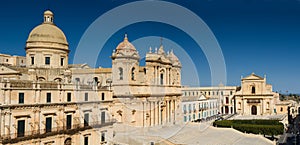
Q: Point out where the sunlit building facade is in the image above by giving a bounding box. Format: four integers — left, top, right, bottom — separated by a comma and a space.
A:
0, 9, 183, 145
0, 10, 114, 145
181, 94, 218, 122
182, 85, 237, 115
234, 73, 281, 116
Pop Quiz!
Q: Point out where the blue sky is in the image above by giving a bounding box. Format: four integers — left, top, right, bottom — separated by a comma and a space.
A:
0, 0, 300, 93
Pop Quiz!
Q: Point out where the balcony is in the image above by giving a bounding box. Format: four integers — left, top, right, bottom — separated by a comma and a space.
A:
0, 120, 116, 144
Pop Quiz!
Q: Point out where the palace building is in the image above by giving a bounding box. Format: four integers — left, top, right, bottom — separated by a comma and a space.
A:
181, 94, 218, 123
182, 85, 237, 115
0, 10, 183, 145
0, 10, 115, 145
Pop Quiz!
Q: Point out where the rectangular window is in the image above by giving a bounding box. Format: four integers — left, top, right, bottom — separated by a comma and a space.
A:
46, 93, 51, 103
84, 136, 89, 145
184, 116, 187, 122
101, 132, 105, 142
17, 120, 25, 137
45, 57, 50, 65
60, 57, 64, 66
84, 113, 89, 126
66, 115, 72, 129
31, 57, 34, 65
67, 93, 72, 102
46, 117, 52, 133
101, 93, 105, 101
84, 93, 88, 101
19, 93, 24, 104
101, 111, 105, 124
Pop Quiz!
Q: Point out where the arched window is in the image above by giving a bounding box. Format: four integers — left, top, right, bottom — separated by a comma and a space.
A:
160, 73, 164, 85
64, 138, 72, 145
54, 78, 62, 82
75, 78, 80, 84
38, 77, 46, 82
131, 67, 135, 80
118, 68, 123, 80
251, 86, 256, 94
93, 77, 98, 85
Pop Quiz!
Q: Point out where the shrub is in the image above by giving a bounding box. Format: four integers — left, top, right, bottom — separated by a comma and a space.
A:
213, 120, 284, 135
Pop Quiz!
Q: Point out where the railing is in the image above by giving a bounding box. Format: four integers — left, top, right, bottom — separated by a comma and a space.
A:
0, 120, 116, 144
79, 84, 93, 90
10, 82, 32, 88
40, 83, 57, 89
3, 81, 105, 90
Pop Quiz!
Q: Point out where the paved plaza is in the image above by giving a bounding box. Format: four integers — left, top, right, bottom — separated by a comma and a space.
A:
112, 122, 274, 145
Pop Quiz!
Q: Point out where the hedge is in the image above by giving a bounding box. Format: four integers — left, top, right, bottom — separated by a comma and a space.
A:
213, 120, 284, 135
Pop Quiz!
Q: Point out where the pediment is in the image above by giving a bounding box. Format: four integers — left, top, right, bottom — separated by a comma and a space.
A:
242, 73, 264, 80
80, 63, 90, 69
0, 66, 20, 75
199, 94, 207, 100
158, 55, 171, 64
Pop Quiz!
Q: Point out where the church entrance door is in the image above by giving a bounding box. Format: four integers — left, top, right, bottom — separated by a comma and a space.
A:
251, 105, 257, 115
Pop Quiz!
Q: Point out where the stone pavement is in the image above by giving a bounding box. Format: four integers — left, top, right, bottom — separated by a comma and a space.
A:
112, 122, 274, 145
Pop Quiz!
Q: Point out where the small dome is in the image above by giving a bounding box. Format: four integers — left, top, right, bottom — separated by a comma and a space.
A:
44, 10, 53, 16
27, 24, 68, 46
116, 34, 137, 52
26, 10, 68, 50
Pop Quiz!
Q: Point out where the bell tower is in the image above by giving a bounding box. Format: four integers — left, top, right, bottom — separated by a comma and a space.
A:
111, 34, 140, 88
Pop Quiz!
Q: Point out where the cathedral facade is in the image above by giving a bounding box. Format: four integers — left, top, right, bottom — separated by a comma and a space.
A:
110, 35, 182, 127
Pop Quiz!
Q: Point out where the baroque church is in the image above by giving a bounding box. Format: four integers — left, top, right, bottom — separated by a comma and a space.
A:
0, 10, 182, 145
234, 73, 281, 116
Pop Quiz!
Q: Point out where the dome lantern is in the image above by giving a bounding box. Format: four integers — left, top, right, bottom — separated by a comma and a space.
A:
44, 10, 54, 24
